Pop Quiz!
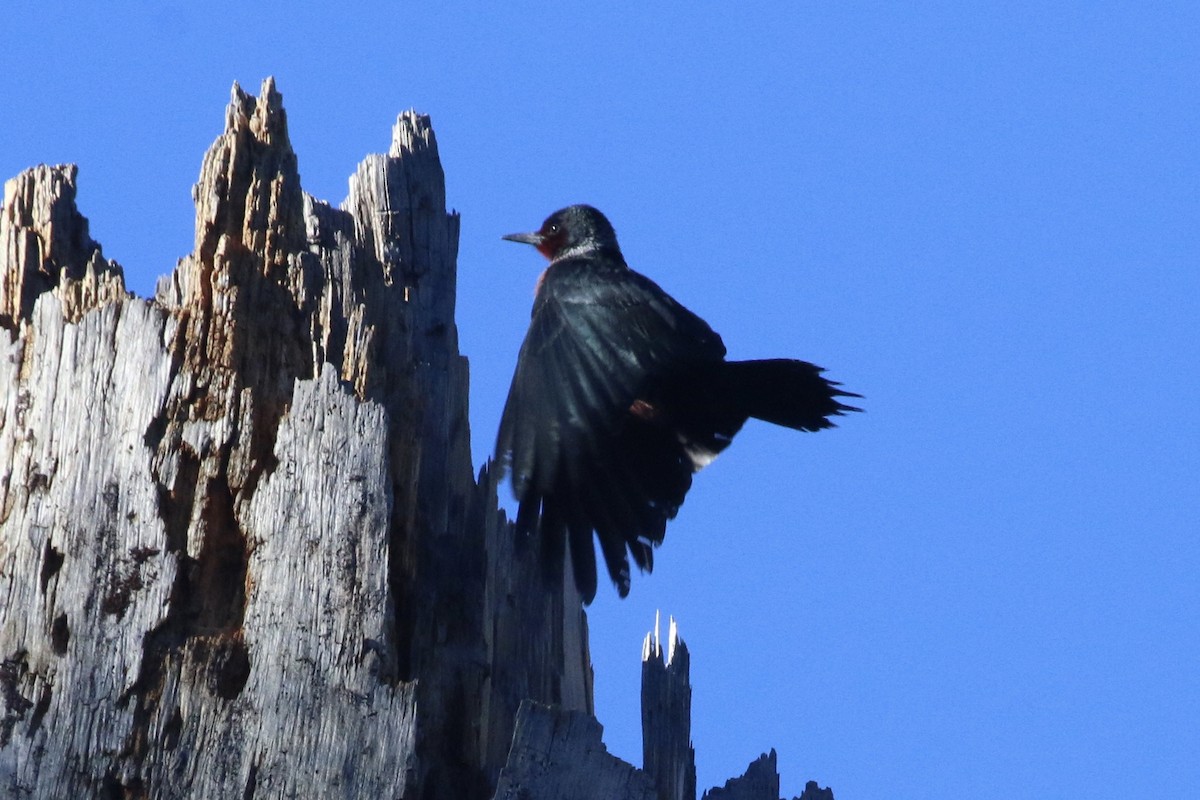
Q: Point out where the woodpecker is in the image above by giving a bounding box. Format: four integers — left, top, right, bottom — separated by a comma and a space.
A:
496, 204, 860, 603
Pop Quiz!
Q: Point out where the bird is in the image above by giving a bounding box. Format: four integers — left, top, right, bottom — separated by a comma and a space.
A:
495, 204, 860, 603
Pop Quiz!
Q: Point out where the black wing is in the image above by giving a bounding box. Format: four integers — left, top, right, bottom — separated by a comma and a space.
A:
495, 259, 725, 602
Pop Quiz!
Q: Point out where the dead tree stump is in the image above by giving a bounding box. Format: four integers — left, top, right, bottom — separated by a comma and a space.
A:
642, 614, 696, 800
0, 78, 588, 800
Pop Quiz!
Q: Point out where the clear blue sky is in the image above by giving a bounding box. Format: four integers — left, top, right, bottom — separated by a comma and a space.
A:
4, 3, 1197, 797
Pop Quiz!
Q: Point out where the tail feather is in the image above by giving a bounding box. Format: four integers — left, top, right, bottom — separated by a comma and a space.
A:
721, 359, 861, 432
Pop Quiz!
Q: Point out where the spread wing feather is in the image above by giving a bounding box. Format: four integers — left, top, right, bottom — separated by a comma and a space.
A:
496, 260, 724, 601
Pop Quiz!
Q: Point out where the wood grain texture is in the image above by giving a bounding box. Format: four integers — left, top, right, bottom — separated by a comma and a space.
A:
0, 78, 588, 800
493, 700, 657, 800
642, 614, 696, 800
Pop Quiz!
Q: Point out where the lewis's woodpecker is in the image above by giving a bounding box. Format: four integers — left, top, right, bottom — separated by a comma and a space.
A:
496, 204, 859, 603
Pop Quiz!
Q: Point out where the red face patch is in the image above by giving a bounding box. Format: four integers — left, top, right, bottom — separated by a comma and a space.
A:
535, 220, 568, 259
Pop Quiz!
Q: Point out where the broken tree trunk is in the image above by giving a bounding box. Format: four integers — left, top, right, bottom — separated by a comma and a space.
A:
493, 618, 835, 800
0, 79, 834, 800
642, 614, 696, 800
0, 78, 589, 800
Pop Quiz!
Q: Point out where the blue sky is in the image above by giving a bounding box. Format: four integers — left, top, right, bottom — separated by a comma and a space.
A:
4, 3, 1198, 796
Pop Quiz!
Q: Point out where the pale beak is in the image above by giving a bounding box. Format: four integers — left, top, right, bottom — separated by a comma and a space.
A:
501, 231, 543, 246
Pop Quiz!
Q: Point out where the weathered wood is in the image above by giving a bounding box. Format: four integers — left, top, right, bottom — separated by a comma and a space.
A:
0, 163, 128, 328
642, 613, 696, 800
796, 780, 835, 800
0, 78, 588, 799
701, 751, 781, 800
699, 751, 836, 800
492, 700, 657, 800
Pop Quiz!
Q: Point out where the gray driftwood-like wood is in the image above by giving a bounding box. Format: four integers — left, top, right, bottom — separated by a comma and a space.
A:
700, 750, 836, 800
796, 781, 836, 800
1, 78, 833, 800
702, 751, 781, 800
641, 614, 696, 800
492, 700, 657, 800
0, 78, 588, 800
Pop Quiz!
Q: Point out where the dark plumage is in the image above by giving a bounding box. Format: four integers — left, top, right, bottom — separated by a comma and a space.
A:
496, 205, 860, 603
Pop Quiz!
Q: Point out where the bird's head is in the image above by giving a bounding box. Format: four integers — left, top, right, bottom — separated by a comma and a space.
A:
502, 205, 621, 262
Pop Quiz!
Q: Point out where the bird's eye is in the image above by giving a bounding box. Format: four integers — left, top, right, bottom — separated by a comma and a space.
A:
547, 223, 560, 234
